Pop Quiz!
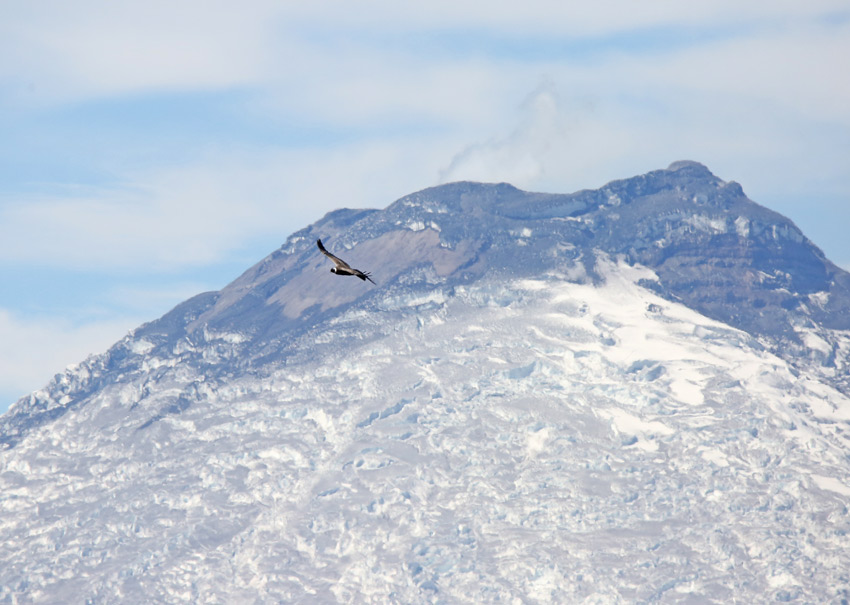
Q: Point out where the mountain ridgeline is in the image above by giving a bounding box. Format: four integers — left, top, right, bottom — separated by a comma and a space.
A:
4, 161, 849, 449
146, 159, 850, 350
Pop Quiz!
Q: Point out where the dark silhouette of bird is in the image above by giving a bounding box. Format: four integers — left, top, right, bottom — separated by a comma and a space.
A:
316, 239, 375, 284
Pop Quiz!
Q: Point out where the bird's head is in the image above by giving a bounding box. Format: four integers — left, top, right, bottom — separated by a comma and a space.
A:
330, 268, 337, 274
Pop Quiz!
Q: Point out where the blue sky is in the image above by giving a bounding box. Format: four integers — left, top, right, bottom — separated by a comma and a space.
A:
1, 1, 849, 413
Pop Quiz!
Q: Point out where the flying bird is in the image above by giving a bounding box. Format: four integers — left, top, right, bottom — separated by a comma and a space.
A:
316, 239, 375, 284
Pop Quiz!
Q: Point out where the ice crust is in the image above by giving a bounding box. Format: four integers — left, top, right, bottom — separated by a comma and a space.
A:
2, 263, 849, 603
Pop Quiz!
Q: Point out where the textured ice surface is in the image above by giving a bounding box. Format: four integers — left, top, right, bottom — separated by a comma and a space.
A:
2, 262, 849, 603
4, 163, 850, 602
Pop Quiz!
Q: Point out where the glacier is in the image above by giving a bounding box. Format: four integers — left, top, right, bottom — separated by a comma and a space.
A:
2, 161, 850, 603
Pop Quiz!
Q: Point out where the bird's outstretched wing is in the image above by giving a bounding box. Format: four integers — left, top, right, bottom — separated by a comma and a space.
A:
316, 238, 352, 271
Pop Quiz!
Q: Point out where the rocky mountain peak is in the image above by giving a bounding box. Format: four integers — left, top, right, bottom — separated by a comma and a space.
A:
3, 162, 849, 451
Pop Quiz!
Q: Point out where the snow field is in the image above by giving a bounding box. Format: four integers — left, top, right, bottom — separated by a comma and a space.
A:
2, 266, 850, 602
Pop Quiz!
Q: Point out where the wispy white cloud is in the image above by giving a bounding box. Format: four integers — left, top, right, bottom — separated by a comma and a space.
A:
0, 168, 263, 271
0, 139, 448, 272
267, 1, 850, 38
0, 1, 278, 104
6, 1, 846, 111
617, 19, 850, 126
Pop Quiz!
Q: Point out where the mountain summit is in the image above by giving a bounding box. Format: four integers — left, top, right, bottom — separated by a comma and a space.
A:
147, 159, 850, 349
4, 161, 848, 449
2, 163, 849, 602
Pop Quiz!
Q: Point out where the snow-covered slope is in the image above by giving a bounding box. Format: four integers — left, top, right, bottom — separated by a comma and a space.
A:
2, 162, 850, 602
3, 263, 849, 603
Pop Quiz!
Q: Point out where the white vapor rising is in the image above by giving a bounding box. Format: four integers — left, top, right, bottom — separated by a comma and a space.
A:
441, 86, 567, 187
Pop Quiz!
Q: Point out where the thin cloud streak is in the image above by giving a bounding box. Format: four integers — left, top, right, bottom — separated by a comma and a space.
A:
0, 140, 448, 271
4, 2, 847, 106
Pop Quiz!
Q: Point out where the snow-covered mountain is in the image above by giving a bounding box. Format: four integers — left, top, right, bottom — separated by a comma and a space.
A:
2, 161, 849, 603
